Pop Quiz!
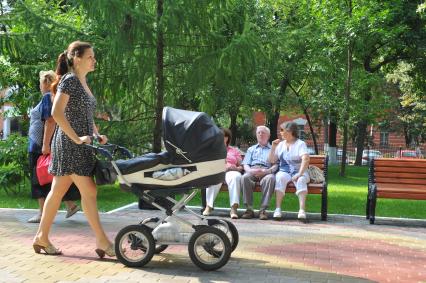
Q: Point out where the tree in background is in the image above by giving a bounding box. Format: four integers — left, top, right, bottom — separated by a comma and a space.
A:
1, 0, 425, 162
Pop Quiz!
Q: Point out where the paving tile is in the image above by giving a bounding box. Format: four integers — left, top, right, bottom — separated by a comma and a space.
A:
1, 207, 426, 283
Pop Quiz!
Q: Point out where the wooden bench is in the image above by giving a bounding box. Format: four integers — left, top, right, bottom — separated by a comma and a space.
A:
366, 158, 426, 224
202, 155, 329, 220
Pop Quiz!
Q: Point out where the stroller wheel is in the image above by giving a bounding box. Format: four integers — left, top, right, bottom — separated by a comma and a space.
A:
115, 224, 155, 267
207, 219, 239, 252
188, 226, 231, 271
141, 217, 169, 254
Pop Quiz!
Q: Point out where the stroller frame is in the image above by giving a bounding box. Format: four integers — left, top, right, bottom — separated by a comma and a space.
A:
87, 143, 238, 271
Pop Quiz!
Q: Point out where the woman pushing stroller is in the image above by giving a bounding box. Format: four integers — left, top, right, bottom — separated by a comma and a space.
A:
33, 41, 114, 258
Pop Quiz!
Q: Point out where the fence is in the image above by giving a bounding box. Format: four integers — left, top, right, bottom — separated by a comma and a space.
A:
306, 143, 425, 165
235, 138, 425, 166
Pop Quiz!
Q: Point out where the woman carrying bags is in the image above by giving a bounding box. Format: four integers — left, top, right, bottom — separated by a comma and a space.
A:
27, 70, 80, 223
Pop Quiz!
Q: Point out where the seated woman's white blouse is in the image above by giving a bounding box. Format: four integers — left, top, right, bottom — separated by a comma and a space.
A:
273, 139, 309, 175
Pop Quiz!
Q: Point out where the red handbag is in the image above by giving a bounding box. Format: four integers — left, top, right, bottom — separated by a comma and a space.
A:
36, 154, 54, 186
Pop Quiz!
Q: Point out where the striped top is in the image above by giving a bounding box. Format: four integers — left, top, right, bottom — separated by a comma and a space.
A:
242, 143, 272, 168
28, 93, 52, 153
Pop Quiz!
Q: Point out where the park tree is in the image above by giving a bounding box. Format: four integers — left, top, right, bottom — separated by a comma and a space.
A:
76, 0, 261, 152
0, 0, 87, 130
249, 0, 322, 144
1, 0, 260, 152
350, 0, 426, 165
308, 0, 426, 173
387, 62, 426, 145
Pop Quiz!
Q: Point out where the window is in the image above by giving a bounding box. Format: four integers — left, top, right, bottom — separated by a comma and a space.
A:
298, 125, 305, 140
380, 131, 389, 146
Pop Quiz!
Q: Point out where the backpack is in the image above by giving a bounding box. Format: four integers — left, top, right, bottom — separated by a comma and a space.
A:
308, 165, 324, 184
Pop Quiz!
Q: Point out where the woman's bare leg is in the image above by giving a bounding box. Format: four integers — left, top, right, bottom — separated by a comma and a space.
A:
34, 176, 73, 245
71, 175, 111, 249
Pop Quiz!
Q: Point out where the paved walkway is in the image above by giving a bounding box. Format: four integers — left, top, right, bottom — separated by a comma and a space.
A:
0, 206, 425, 283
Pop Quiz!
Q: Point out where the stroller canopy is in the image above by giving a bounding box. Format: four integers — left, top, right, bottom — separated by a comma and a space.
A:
162, 107, 226, 164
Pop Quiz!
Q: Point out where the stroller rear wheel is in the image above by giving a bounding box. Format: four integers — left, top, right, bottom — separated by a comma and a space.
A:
115, 224, 155, 267
188, 226, 231, 271
141, 217, 169, 254
207, 219, 239, 252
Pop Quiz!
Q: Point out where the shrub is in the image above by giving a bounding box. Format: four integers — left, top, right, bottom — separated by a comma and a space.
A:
0, 134, 29, 189
0, 162, 24, 195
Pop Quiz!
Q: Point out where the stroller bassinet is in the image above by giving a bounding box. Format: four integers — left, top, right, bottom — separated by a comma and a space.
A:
114, 106, 227, 190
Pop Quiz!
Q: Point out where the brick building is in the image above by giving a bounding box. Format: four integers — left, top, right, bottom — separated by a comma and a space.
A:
252, 112, 425, 154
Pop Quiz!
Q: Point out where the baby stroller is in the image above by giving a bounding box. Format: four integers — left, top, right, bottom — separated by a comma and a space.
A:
89, 107, 239, 271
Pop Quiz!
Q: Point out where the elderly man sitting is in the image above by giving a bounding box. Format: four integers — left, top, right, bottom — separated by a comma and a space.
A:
241, 126, 278, 220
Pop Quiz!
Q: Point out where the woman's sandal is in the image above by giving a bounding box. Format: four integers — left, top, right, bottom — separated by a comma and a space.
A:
95, 244, 115, 258
33, 241, 62, 255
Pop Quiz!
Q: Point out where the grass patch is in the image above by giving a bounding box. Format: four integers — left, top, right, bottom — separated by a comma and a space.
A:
0, 181, 138, 212
1, 165, 426, 219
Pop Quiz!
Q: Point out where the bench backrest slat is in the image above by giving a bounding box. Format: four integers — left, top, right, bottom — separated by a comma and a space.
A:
374, 183, 426, 190
374, 167, 426, 174
375, 177, 426, 186
375, 172, 426, 179
374, 159, 426, 168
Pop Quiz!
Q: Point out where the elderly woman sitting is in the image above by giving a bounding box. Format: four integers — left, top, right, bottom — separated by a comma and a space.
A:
268, 122, 310, 220
203, 128, 243, 219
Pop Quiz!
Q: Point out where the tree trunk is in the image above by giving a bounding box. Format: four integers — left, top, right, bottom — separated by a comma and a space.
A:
328, 115, 338, 165
268, 76, 289, 142
302, 108, 319, 154
354, 121, 368, 166
403, 124, 410, 146
268, 110, 280, 141
153, 0, 164, 153
287, 83, 318, 154
340, 0, 353, 177
329, 119, 337, 147
229, 110, 238, 146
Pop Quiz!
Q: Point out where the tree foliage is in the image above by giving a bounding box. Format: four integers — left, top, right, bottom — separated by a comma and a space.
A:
1, 0, 425, 159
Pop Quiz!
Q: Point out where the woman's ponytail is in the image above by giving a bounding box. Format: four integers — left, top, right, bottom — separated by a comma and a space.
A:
51, 51, 69, 99
50, 41, 92, 99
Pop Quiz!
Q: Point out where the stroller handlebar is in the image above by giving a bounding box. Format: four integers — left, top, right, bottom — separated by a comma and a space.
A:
83, 143, 113, 160
83, 143, 133, 160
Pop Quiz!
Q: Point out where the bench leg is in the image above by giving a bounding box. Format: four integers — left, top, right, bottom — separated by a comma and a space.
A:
321, 187, 327, 221
369, 187, 377, 224
366, 187, 371, 219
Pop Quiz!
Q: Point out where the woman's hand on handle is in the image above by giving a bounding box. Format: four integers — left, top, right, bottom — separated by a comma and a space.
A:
98, 135, 108, 145
78, 135, 92, 145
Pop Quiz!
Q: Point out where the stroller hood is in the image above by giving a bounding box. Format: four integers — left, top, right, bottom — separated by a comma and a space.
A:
162, 107, 226, 164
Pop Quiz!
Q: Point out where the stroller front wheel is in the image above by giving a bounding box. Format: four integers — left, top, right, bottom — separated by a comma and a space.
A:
115, 224, 155, 267
207, 219, 239, 252
188, 226, 231, 271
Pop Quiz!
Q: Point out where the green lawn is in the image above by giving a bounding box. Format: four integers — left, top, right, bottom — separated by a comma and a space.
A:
0, 181, 138, 213
1, 165, 426, 219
